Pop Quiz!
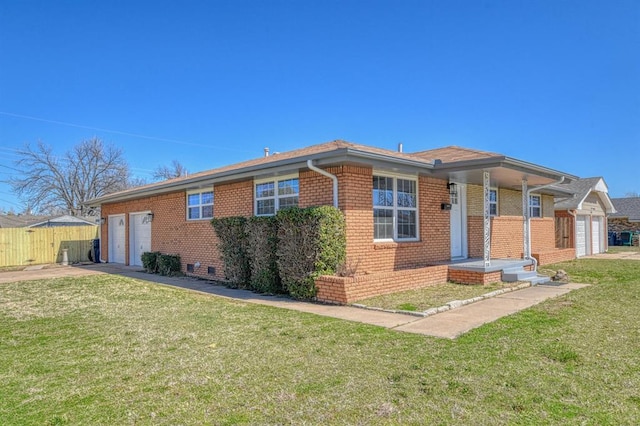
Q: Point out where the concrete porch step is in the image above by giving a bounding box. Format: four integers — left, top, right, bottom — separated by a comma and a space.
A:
502, 267, 550, 285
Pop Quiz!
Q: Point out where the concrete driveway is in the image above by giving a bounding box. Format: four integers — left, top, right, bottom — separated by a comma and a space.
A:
0, 263, 589, 339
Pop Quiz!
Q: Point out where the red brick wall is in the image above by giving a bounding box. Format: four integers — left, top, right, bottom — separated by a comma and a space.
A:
335, 167, 451, 274
448, 270, 503, 285
315, 264, 449, 304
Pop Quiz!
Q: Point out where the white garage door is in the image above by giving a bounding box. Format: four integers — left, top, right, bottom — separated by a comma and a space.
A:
129, 212, 152, 267
576, 215, 588, 257
108, 214, 126, 264
592, 217, 602, 254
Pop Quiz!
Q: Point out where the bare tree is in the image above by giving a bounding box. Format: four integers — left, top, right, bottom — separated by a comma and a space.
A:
625, 191, 639, 197
153, 160, 188, 181
10, 138, 132, 216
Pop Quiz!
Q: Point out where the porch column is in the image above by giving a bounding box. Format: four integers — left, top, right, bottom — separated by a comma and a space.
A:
522, 179, 530, 259
483, 171, 491, 267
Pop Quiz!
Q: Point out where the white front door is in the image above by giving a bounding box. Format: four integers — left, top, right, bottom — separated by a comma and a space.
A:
108, 214, 126, 264
450, 184, 467, 259
592, 217, 602, 254
129, 212, 152, 266
576, 215, 588, 257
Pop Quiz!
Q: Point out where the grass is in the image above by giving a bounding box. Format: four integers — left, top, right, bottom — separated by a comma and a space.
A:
355, 281, 523, 312
1, 259, 639, 424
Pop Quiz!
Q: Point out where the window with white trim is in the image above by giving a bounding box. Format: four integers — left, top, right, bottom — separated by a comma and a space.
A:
373, 175, 418, 241
489, 189, 498, 216
187, 189, 214, 220
529, 194, 542, 218
255, 176, 299, 216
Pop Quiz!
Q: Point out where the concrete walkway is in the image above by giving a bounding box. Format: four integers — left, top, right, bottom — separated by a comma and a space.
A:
0, 263, 589, 339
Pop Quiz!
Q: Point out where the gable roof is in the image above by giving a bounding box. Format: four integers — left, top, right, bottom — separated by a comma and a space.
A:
88, 140, 577, 206
610, 197, 640, 221
553, 177, 615, 213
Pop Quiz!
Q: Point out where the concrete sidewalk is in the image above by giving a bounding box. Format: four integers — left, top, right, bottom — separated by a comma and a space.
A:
0, 263, 588, 338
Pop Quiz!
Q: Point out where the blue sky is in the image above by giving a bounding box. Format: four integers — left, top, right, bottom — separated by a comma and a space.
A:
1, 0, 638, 212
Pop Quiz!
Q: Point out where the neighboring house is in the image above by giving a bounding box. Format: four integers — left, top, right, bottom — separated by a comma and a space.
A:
0, 214, 96, 228
88, 140, 579, 304
609, 197, 640, 246
553, 177, 615, 257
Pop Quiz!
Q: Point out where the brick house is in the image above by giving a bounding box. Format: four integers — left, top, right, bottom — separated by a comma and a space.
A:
88, 140, 579, 304
553, 177, 615, 257
609, 197, 640, 246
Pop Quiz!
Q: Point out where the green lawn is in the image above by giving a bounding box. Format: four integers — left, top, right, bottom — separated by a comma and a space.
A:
1, 259, 639, 425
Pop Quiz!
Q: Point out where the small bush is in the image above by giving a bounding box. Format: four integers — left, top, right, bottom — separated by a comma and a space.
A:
141, 251, 161, 274
157, 254, 181, 276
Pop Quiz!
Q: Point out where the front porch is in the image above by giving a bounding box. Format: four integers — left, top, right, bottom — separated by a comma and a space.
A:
446, 258, 534, 285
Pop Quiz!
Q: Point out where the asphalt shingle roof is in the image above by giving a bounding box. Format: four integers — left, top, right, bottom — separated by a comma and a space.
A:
610, 197, 640, 221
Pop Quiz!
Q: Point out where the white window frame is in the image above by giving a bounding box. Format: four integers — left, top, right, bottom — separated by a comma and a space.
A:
529, 194, 542, 218
254, 174, 299, 216
373, 173, 419, 242
186, 189, 214, 220
489, 188, 498, 216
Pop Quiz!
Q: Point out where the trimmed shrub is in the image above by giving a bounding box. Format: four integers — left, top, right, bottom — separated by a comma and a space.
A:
211, 217, 251, 288
141, 251, 161, 273
158, 254, 181, 276
245, 216, 283, 294
276, 206, 346, 299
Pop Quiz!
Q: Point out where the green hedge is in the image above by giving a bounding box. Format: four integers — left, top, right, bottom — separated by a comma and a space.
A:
276, 206, 346, 299
141, 252, 181, 276
245, 216, 283, 294
211, 217, 250, 288
211, 206, 346, 300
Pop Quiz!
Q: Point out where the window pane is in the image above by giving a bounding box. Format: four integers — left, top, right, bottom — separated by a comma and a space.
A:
490, 204, 497, 216
374, 208, 394, 239
279, 196, 298, 210
188, 194, 200, 206
489, 190, 497, 203
397, 210, 416, 239
373, 176, 393, 207
188, 206, 200, 219
256, 182, 274, 198
201, 191, 213, 205
397, 179, 416, 208
257, 199, 275, 216
278, 179, 299, 196
202, 205, 213, 218
529, 195, 540, 207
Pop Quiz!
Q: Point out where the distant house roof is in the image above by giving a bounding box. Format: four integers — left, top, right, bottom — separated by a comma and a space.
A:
610, 197, 640, 221
553, 177, 615, 213
0, 214, 96, 228
88, 140, 578, 206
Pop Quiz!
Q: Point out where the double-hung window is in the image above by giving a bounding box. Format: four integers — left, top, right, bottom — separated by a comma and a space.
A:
255, 176, 299, 216
373, 175, 418, 241
489, 189, 498, 216
187, 189, 214, 220
529, 194, 542, 218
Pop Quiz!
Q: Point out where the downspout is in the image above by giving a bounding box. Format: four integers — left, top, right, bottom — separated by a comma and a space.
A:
307, 159, 338, 208
525, 176, 565, 272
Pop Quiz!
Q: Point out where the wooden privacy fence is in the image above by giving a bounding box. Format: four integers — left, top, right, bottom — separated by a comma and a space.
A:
0, 226, 99, 267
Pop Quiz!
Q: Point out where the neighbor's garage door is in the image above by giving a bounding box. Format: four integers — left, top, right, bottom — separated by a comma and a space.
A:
592, 217, 602, 254
108, 214, 126, 264
576, 215, 588, 257
129, 212, 152, 266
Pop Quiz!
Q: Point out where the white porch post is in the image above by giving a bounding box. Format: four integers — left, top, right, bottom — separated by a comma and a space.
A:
522, 179, 530, 259
483, 171, 491, 267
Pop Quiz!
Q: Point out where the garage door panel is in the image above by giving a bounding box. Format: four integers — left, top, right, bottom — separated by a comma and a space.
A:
130, 213, 151, 266
576, 216, 587, 257
592, 217, 602, 254
108, 215, 126, 264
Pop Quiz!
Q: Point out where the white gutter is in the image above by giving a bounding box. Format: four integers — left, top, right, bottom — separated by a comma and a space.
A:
307, 159, 338, 208
525, 176, 565, 272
